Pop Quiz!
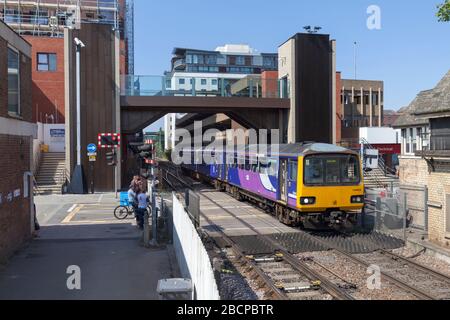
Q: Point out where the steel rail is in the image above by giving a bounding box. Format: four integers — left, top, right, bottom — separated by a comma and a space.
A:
160, 163, 354, 300
379, 249, 450, 285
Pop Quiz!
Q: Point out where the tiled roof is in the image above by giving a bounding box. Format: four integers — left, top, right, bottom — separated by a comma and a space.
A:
413, 70, 450, 115
393, 70, 450, 127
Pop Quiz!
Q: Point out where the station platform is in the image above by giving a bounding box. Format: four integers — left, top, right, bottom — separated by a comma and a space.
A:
0, 193, 179, 300
198, 188, 298, 238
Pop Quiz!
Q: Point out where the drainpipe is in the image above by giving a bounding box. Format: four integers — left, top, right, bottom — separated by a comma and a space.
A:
23, 171, 35, 234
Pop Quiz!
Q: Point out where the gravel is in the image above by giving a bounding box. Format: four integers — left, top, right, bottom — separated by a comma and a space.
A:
296, 251, 417, 300
392, 247, 450, 278
212, 251, 262, 300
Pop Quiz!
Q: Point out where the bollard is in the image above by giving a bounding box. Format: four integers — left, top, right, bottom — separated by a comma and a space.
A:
143, 210, 150, 248
150, 190, 158, 246
403, 193, 408, 242
376, 197, 382, 231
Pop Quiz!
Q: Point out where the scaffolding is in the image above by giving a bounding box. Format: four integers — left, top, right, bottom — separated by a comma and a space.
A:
124, 0, 133, 74
0, 0, 119, 37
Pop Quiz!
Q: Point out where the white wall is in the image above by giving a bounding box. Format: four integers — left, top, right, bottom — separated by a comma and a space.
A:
172, 194, 220, 300
43, 124, 66, 153
360, 127, 398, 144
171, 72, 247, 92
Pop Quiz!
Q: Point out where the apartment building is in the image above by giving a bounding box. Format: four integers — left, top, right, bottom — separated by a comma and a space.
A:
0, 20, 37, 263
164, 44, 278, 149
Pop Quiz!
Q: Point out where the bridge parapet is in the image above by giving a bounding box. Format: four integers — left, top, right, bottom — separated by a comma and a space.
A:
121, 75, 288, 99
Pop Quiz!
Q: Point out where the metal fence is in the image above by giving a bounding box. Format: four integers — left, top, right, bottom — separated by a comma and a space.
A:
171, 193, 220, 300
399, 184, 428, 231
364, 184, 428, 241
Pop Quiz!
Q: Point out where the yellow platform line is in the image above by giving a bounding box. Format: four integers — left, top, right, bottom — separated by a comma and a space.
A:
62, 204, 84, 224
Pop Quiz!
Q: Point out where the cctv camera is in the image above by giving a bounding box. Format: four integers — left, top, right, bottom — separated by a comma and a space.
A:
74, 37, 85, 48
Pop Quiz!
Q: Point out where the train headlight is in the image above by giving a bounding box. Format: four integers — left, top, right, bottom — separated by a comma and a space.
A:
351, 196, 364, 204
300, 197, 316, 205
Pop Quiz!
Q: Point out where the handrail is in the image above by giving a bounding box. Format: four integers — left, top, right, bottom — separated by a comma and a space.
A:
361, 138, 397, 176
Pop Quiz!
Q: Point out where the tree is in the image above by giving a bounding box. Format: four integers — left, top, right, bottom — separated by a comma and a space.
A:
437, 0, 450, 22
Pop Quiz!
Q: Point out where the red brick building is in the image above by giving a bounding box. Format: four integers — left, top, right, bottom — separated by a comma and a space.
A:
0, 20, 36, 263
23, 36, 65, 124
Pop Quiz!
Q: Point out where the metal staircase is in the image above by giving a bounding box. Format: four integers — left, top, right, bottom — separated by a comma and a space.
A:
35, 153, 67, 195
361, 138, 399, 189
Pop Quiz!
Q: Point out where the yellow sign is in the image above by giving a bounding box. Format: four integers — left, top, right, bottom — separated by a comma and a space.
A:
89, 156, 97, 162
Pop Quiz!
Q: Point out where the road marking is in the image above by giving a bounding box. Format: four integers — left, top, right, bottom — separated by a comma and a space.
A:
62, 205, 84, 224
67, 204, 78, 213
97, 194, 104, 203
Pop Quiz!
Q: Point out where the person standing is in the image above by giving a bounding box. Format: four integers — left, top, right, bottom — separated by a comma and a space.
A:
135, 184, 148, 230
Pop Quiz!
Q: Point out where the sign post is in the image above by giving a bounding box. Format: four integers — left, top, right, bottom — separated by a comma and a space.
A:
87, 144, 97, 194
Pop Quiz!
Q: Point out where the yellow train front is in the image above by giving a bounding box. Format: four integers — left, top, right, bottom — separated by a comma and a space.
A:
294, 145, 365, 229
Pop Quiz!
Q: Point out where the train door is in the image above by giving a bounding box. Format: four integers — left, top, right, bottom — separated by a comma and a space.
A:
280, 159, 288, 203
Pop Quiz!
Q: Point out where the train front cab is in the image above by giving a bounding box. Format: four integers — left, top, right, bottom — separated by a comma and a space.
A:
293, 153, 365, 227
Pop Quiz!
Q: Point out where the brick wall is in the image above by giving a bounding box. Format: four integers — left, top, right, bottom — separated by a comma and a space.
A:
399, 156, 450, 247
336, 72, 342, 144
20, 53, 32, 123
0, 37, 7, 116
0, 24, 34, 263
0, 134, 32, 263
23, 36, 65, 124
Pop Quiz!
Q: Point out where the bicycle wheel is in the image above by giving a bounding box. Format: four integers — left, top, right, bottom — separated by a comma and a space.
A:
114, 206, 130, 220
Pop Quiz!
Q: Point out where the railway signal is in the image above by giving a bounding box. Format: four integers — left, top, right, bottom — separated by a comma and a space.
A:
98, 133, 121, 148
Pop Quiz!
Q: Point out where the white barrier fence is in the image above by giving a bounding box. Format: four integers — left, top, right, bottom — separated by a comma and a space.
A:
172, 193, 220, 300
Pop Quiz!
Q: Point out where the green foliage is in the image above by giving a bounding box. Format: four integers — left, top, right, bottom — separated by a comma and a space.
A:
437, 0, 450, 22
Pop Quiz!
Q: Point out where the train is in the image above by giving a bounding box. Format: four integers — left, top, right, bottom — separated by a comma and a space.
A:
182, 143, 365, 229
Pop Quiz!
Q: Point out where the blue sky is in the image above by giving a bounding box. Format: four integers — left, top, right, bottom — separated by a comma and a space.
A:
135, 0, 450, 130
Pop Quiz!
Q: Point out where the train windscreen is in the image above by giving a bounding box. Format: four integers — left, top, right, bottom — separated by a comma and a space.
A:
304, 154, 361, 186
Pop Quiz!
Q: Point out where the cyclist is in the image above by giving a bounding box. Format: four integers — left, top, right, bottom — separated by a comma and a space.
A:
135, 180, 149, 230
128, 176, 140, 221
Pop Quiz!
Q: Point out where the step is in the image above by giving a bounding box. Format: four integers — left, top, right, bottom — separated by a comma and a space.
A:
36, 180, 64, 183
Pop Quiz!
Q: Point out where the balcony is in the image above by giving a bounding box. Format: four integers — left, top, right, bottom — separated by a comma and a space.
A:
173, 59, 186, 71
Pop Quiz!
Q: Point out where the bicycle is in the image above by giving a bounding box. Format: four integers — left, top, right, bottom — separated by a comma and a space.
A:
114, 202, 153, 220
114, 203, 136, 220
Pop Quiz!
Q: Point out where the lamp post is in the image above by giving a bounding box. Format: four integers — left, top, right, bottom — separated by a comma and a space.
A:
75, 37, 85, 166
70, 37, 87, 194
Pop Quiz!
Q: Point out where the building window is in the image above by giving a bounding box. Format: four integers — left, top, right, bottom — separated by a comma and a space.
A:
201, 79, 207, 85
179, 78, 185, 85
211, 79, 218, 86
8, 47, 20, 115
37, 53, 57, 71
236, 56, 245, 65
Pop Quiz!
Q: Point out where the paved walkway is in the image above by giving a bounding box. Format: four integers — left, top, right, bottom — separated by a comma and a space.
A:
0, 193, 179, 300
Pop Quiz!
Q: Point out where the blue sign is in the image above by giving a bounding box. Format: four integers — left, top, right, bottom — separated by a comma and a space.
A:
87, 144, 97, 153
50, 129, 65, 138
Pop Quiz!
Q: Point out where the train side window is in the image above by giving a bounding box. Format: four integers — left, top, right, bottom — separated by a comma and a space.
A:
267, 159, 279, 177
288, 160, 298, 181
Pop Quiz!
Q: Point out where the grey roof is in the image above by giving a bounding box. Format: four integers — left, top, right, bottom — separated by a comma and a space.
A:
393, 70, 450, 127
413, 70, 450, 116
201, 143, 357, 157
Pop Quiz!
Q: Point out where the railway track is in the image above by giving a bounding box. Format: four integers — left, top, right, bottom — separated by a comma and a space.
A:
305, 232, 450, 300
159, 161, 354, 300
159, 161, 450, 300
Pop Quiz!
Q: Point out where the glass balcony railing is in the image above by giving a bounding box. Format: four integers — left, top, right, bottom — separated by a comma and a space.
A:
121, 75, 290, 99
